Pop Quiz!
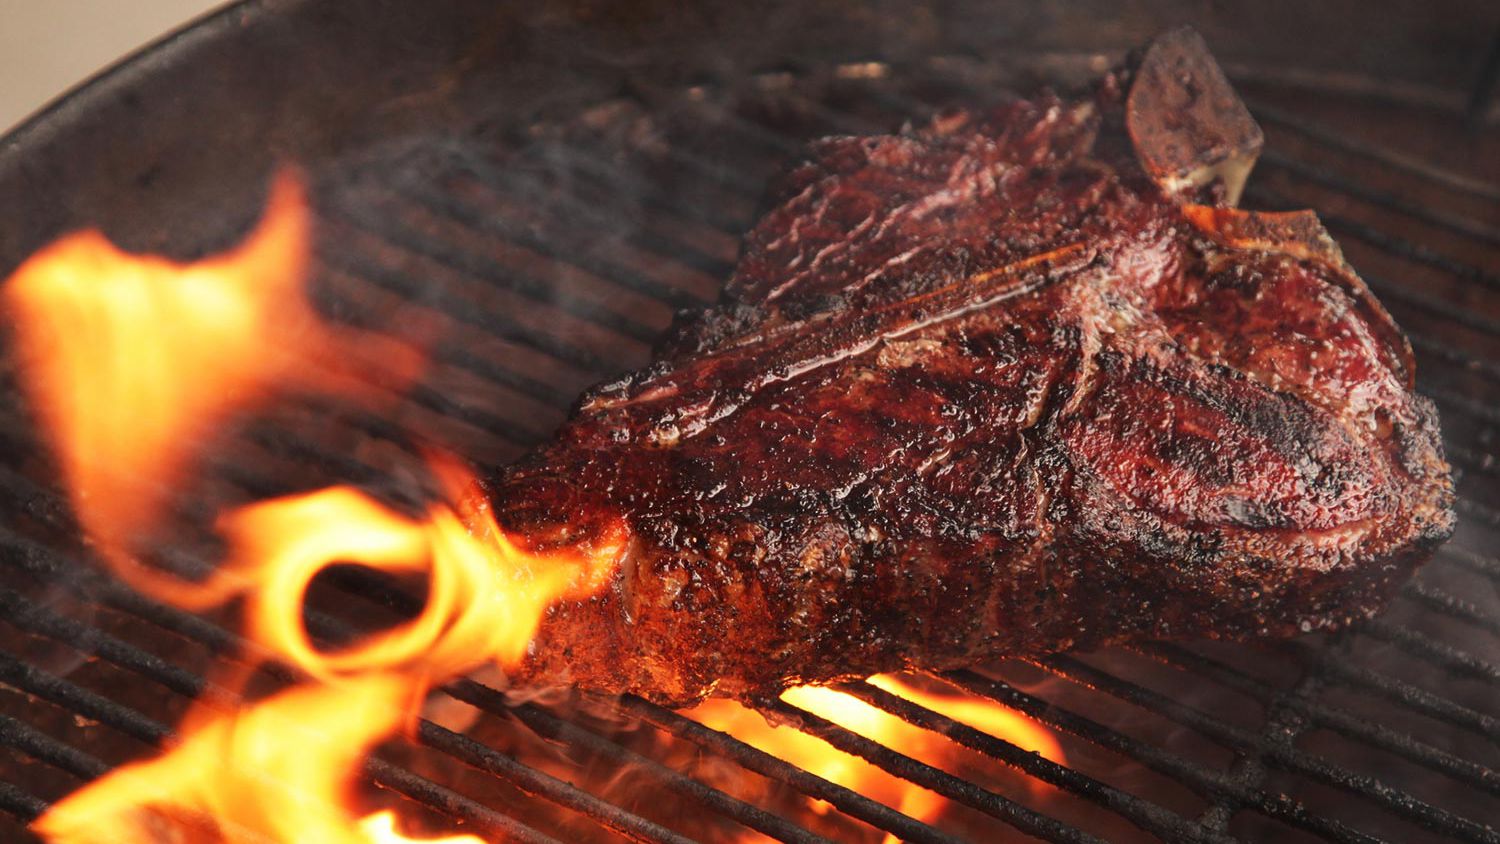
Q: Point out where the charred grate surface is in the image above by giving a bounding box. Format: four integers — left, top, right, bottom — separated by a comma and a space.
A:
0, 54, 1497, 844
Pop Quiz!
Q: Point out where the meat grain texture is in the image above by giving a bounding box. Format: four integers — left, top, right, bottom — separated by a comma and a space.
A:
476, 29, 1455, 706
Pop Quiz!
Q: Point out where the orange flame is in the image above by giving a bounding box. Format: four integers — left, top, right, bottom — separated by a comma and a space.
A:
1, 170, 422, 583
8, 171, 622, 843
8, 168, 1064, 843
34, 675, 419, 844
687, 674, 1065, 838
30, 453, 626, 843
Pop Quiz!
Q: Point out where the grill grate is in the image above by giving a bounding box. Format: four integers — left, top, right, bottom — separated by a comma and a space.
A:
0, 51, 1496, 843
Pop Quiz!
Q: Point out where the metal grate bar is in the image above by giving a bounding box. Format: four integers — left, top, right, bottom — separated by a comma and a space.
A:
1362, 272, 1500, 340
360, 758, 569, 844
1409, 334, 1500, 385
411, 719, 696, 844
1194, 653, 1329, 836
762, 698, 1107, 844
505, 102, 1500, 398
324, 251, 615, 375
834, 679, 1232, 843
1400, 579, 1500, 637
1245, 186, 1500, 292
1144, 644, 1500, 796
939, 669, 1381, 844
0, 531, 685, 844
1359, 620, 1500, 684
370, 155, 724, 306
1039, 656, 1500, 842
1242, 99, 1500, 203
1303, 644, 1500, 743
1258, 150, 1500, 248
0, 651, 172, 747
0, 714, 109, 782
613, 694, 967, 844
1458, 498, 1500, 531
326, 206, 663, 345
444, 679, 835, 844
1439, 544, 1500, 583
0, 780, 49, 825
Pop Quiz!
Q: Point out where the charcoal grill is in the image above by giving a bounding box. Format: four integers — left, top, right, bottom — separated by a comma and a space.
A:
0, 0, 1496, 841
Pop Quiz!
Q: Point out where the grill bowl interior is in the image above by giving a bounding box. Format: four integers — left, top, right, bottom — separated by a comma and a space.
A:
0, 1, 1496, 842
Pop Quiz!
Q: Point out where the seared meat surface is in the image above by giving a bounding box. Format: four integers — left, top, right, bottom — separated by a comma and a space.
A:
479, 29, 1454, 705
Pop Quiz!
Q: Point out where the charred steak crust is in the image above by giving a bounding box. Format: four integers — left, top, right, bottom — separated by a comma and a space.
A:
479, 28, 1455, 706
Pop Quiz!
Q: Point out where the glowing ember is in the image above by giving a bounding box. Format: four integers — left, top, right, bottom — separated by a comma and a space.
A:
687, 673, 1065, 839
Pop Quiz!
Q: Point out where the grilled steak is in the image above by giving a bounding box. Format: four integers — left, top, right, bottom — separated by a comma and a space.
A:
478, 28, 1455, 705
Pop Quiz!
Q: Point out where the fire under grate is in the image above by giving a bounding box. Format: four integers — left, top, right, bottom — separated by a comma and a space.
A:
0, 49, 1496, 844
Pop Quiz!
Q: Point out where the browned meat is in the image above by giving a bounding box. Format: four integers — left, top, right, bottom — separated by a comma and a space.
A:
477, 28, 1455, 706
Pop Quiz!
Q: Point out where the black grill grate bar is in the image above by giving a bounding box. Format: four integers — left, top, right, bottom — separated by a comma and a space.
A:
316, 264, 588, 408
443, 679, 836, 844
761, 698, 1107, 844
1444, 443, 1498, 477
0, 221, 1494, 839
325, 206, 663, 345
612, 694, 968, 844
1359, 620, 1500, 685
371, 159, 725, 307
1300, 643, 1500, 742
834, 680, 1234, 843
1400, 579, 1500, 637
361, 759, 570, 844
478, 105, 1500, 389
0, 650, 172, 746
1438, 543, 1500, 583
410, 719, 698, 844
938, 669, 1381, 844
0, 584, 221, 704
1458, 498, 1500, 532
1142, 644, 1500, 796
1245, 185, 1500, 292
0, 535, 672, 844
1408, 334, 1500, 385
387, 141, 1500, 440
0, 580, 573, 844
1362, 272, 1500, 340
0, 714, 110, 782
1241, 99, 1500, 204
720, 75, 1500, 292
1038, 655, 1500, 843
1257, 150, 1500, 248
0, 781, 50, 826
1427, 388, 1500, 427
323, 251, 617, 375
1196, 647, 1329, 837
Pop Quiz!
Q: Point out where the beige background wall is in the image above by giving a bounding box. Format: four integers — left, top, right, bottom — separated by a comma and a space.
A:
0, 0, 225, 134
